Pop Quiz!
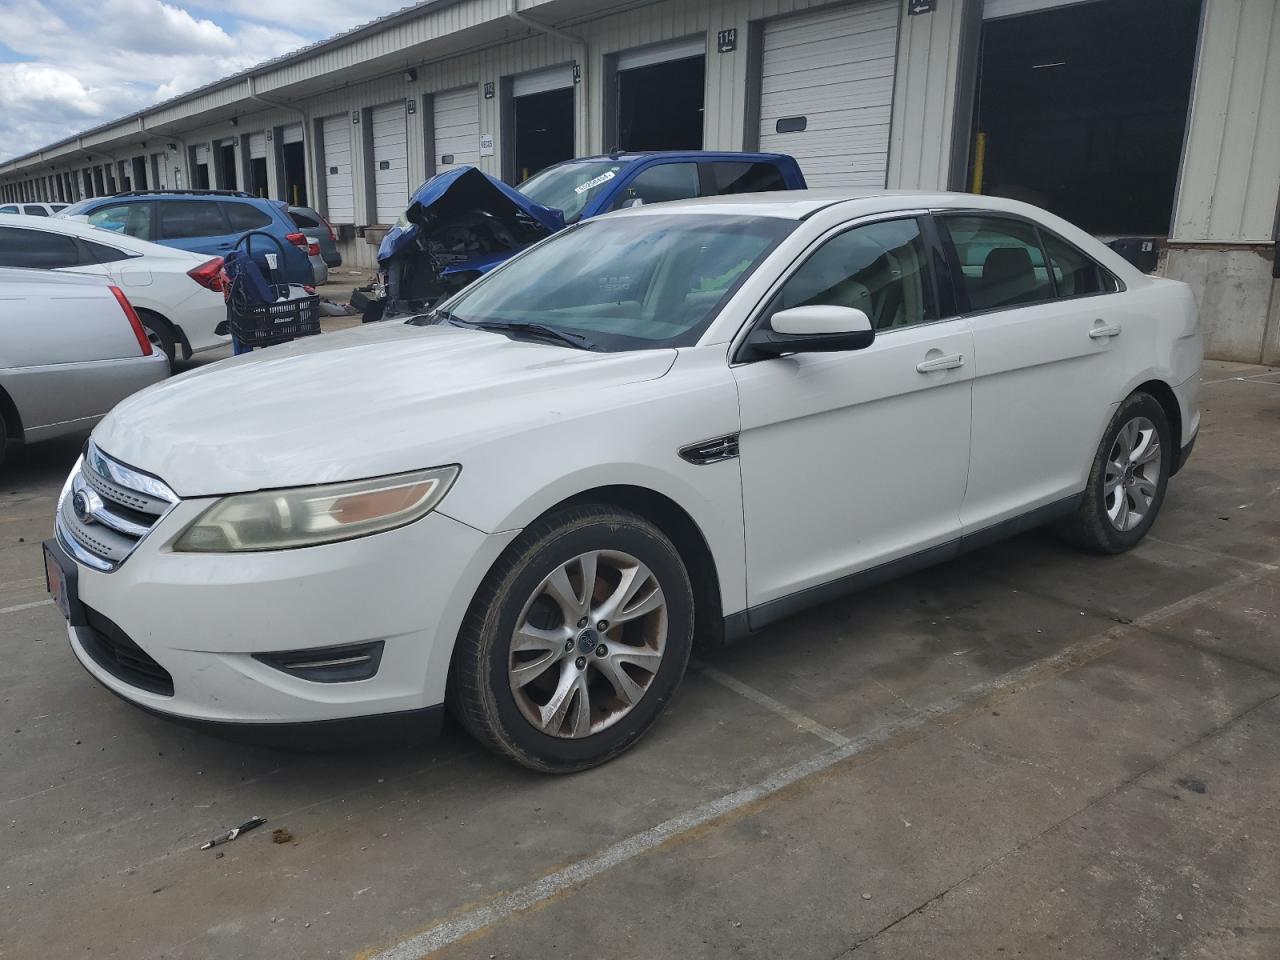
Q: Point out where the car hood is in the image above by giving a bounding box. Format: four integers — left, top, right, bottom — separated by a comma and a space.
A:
92, 322, 676, 498
377, 165, 565, 264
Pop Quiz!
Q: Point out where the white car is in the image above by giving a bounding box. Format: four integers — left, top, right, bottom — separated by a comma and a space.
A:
45, 191, 1202, 771
1, 268, 166, 466
0, 213, 227, 368
0, 202, 68, 216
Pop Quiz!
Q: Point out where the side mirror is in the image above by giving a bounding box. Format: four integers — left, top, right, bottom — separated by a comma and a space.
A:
746, 305, 875, 358
623, 198, 645, 209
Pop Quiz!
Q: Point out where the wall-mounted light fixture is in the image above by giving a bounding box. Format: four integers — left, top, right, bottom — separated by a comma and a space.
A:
404, 67, 418, 83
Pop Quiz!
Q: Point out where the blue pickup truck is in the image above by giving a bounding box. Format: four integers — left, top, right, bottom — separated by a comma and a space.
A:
363, 150, 806, 320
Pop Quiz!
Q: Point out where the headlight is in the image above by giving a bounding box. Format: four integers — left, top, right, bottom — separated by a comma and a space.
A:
171, 466, 459, 553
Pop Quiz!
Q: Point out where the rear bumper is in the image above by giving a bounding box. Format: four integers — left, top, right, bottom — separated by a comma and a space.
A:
7, 352, 167, 444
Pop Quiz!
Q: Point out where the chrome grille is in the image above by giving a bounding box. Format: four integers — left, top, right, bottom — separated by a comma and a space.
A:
56, 442, 177, 572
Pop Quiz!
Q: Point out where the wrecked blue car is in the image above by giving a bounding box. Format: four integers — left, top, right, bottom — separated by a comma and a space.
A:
361, 151, 805, 320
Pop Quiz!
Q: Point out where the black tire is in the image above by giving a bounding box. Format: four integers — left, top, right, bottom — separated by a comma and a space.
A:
0, 408, 7, 470
451, 504, 695, 773
1057, 392, 1172, 554
137, 312, 176, 372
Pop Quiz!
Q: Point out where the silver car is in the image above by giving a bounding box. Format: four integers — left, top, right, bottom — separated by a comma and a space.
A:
0, 267, 167, 466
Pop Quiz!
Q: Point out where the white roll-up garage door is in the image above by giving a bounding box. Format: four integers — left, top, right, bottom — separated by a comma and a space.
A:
512, 64, 574, 98
281, 124, 303, 145
371, 102, 409, 223
322, 115, 355, 223
248, 133, 266, 159
758, 0, 899, 188
432, 86, 480, 169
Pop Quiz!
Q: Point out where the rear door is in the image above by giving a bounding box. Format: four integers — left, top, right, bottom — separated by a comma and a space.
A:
937, 212, 1129, 532
155, 199, 235, 255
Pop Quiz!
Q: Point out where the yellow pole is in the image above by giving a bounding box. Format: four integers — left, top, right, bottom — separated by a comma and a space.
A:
971, 132, 987, 195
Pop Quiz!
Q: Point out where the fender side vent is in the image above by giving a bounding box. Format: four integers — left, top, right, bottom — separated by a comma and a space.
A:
679, 434, 739, 465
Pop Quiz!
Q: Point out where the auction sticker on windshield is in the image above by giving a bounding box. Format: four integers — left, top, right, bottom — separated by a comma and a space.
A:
575, 170, 616, 194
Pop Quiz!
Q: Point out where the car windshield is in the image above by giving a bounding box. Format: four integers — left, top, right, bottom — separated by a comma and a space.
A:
419, 213, 794, 352
518, 160, 629, 222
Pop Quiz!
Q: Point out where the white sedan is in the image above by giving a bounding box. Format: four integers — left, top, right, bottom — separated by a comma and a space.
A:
45, 190, 1202, 771
0, 213, 226, 368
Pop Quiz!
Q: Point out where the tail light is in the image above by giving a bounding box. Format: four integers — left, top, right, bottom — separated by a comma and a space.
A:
108, 285, 152, 357
307, 240, 320, 257
321, 216, 337, 243
284, 232, 308, 249
187, 257, 224, 292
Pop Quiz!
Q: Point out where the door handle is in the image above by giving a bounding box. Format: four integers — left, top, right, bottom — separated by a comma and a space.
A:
916, 353, 965, 373
1089, 321, 1122, 339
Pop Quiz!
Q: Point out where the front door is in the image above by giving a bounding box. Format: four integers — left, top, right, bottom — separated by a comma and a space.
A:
732, 216, 974, 615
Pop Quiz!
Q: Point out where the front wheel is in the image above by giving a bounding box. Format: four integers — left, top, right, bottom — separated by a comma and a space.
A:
451, 505, 694, 772
1058, 392, 1172, 553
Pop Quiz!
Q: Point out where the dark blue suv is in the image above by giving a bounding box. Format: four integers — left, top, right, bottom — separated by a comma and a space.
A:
58, 190, 315, 285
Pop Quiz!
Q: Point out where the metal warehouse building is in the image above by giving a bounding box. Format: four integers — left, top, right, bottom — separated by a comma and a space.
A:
2, 0, 1277, 363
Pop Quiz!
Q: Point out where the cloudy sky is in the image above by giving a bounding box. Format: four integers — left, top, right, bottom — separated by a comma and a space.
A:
0, 0, 400, 161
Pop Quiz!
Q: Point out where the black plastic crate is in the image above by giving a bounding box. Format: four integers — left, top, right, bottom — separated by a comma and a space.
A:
228, 289, 322, 347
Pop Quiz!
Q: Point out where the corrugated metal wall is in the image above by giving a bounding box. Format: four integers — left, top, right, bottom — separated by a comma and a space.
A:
1171, 0, 1280, 243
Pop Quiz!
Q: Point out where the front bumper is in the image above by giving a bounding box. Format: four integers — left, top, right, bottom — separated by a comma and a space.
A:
61, 499, 516, 729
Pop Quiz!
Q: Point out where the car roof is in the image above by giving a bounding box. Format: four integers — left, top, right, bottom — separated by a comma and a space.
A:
604, 189, 1062, 221
0, 212, 206, 258
558, 150, 793, 164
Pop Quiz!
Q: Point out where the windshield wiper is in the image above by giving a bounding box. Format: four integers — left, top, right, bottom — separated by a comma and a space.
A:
456, 318, 600, 352
407, 307, 458, 327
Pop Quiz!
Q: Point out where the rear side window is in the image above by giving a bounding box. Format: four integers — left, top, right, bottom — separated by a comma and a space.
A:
50, 204, 68, 213
0, 205, 17, 214
0, 226, 82, 268
88, 203, 152, 241
940, 215, 1051, 311
1041, 232, 1114, 297
611, 162, 699, 210
23, 205, 49, 217
705, 162, 787, 196
221, 202, 274, 232
81, 238, 134, 264
158, 200, 229, 239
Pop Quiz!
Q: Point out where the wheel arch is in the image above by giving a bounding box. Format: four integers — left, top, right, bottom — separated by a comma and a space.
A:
1130, 379, 1184, 473
468, 483, 728, 653
0, 382, 23, 450
134, 307, 191, 360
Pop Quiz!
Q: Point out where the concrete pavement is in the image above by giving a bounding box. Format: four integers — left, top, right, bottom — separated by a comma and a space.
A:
0, 360, 1277, 959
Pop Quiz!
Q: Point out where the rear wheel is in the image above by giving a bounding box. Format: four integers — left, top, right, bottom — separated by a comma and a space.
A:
451, 504, 694, 772
1058, 392, 1171, 553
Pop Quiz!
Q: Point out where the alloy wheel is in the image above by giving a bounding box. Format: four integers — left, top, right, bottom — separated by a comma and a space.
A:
508, 550, 667, 739
1104, 415, 1161, 531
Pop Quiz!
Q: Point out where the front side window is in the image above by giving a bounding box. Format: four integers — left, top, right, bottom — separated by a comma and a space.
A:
88, 202, 152, 241
158, 200, 229, 239
0, 226, 82, 268
0, 205, 17, 214
611, 163, 700, 210
940, 214, 1051, 311
429, 214, 794, 352
706, 162, 787, 196
772, 218, 937, 331
519, 160, 628, 222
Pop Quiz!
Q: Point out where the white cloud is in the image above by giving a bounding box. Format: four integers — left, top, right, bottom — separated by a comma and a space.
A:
189, 0, 400, 36
0, 0, 323, 162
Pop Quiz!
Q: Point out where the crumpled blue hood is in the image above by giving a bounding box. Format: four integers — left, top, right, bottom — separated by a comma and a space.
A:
377, 165, 565, 264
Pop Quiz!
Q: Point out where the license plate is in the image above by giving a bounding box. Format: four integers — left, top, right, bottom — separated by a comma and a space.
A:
44, 543, 70, 621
